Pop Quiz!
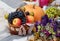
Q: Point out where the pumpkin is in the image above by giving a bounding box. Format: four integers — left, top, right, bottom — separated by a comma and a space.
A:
21, 4, 45, 22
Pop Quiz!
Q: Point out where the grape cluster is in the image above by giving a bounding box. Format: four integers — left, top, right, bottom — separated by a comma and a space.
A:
46, 7, 58, 18
8, 11, 26, 24
41, 14, 49, 26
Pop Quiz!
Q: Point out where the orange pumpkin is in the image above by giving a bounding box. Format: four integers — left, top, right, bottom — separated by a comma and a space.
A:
22, 4, 45, 22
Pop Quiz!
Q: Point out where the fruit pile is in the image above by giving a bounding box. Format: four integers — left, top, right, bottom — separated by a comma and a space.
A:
27, 7, 60, 41
8, 11, 26, 26
4, 4, 60, 40
28, 14, 60, 41
4, 4, 44, 35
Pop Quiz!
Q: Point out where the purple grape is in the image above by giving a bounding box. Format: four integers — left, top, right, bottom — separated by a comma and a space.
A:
53, 21, 60, 37
52, 21, 58, 32
41, 14, 49, 26
35, 21, 39, 26
56, 33, 60, 37
49, 18, 54, 23
50, 23, 53, 27
53, 24, 57, 32
49, 19, 57, 32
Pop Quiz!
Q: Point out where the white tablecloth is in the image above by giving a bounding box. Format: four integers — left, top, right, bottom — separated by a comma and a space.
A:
0, 1, 28, 41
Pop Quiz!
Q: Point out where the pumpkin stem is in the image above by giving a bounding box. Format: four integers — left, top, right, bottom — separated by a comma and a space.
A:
33, 4, 35, 9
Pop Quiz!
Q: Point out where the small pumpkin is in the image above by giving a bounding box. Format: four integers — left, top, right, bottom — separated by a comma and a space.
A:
24, 4, 45, 22
18, 4, 45, 22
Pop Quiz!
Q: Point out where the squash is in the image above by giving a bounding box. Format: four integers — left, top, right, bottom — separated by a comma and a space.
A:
21, 4, 45, 22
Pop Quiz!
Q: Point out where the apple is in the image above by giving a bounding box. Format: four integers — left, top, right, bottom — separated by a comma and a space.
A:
12, 18, 21, 27
26, 15, 34, 23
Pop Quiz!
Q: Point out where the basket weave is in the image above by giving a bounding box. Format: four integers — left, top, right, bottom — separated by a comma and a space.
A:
8, 23, 36, 35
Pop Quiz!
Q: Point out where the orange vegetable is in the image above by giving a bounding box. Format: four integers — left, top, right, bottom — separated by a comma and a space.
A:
23, 4, 45, 22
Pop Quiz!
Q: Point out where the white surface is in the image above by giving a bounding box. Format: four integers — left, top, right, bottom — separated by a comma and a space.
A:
2, 0, 23, 8
0, 1, 12, 40
23, 0, 39, 6
13, 37, 27, 41
23, 1, 36, 5
0, 1, 29, 41
0, 1, 16, 13
0, 1, 15, 32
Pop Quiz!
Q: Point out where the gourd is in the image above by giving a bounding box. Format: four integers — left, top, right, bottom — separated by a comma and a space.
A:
20, 4, 45, 22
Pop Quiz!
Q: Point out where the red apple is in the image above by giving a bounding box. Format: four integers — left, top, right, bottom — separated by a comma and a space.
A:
26, 15, 34, 23
12, 18, 21, 27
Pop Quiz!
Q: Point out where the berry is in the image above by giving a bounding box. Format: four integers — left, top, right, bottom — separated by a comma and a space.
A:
8, 11, 26, 24
41, 14, 49, 26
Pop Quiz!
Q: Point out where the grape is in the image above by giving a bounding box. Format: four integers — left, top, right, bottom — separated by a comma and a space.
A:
18, 11, 25, 17
49, 20, 57, 35
49, 18, 54, 23
57, 9, 60, 16
8, 11, 26, 24
35, 21, 41, 26
8, 13, 13, 24
56, 34, 60, 37
21, 17, 26, 24
46, 7, 58, 18
41, 14, 49, 26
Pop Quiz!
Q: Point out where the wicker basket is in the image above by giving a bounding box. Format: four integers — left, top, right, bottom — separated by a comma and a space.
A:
8, 23, 20, 35
8, 23, 36, 35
